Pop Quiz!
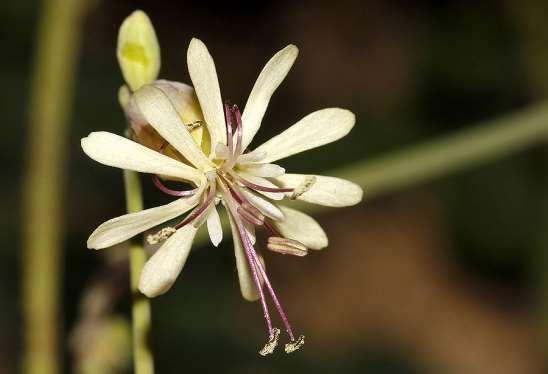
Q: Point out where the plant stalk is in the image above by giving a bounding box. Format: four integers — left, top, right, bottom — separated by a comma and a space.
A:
124, 170, 155, 374
22, 0, 87, 373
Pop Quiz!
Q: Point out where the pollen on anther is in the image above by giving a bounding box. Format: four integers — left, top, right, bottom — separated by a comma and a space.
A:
146, 227, 176, 244
284, 334, 305, 354
290, 176, 317, 199
259, 327, 281, 356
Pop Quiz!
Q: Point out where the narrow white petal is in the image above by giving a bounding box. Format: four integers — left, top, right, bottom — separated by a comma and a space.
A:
241, 45, 299, 150
239, 163, 285, 178
187, 38, 226, 154
133, 85, 213, 170
249, 108, 355, 163
87, 197, 199, 249
206, 205, 223, 247
276, 174, 363, 207
228, 215, 259, 301
241, 189, 284, 221
81, 132, 203, 184
139, 225, 198, 297
237, 172, 284, 200
275, 206, 328, 250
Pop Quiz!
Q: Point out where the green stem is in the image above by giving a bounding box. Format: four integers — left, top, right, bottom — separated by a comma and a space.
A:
22, 0, 87, 373
124, 170, 155, 374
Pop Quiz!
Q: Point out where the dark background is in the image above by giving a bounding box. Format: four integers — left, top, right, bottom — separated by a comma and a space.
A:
4, 0, 548, 372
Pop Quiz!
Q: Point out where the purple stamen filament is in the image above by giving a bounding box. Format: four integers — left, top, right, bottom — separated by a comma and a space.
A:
218, 178, 297, 343
152, 175, 199, 197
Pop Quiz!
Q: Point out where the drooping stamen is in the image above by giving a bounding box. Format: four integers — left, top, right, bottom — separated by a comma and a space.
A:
217, 181, 278, 348
152, 175, 199, 197
248, 243, 300, 344
267, 237, 308, 257
219, 171, 304, 353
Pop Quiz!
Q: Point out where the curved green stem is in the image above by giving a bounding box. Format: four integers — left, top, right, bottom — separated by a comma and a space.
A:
124, 170, 155, 374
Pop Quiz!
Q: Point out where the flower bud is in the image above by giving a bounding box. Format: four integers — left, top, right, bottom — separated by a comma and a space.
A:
117, 10, 160, 91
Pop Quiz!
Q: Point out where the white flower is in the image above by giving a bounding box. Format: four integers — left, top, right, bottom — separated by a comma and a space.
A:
82, 38, 362, 355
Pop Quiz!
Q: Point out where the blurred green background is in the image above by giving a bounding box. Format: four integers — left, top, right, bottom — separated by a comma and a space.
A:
5, 0, 548, 373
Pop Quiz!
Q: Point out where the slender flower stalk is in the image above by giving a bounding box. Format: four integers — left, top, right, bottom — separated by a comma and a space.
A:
116, 10, 161, 372
124, 169, 154, 374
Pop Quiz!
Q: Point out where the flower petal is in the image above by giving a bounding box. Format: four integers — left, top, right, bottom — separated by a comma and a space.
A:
138, 224, 198, 297
239, 163, 285, 178
276, 174, 363, 207
274, 206, 328, 250
206, 205, 223, 247
249, 108, 355, 163
241, 45, 298, 151
81, 132, 203, 184
228, 214, 259, 301
187, 38, 226, 154
87, 197, 199, 249
133, 84, 213, 170
241, 189, 284, 221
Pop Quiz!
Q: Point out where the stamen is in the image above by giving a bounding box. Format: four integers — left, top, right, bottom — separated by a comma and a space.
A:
267, 237, 308, 257
236, 175, 294, 193
237, 202, 265, 226
259, 327, 280, 356
146, 227, 176, 245
174, 182, 216, 229
233, 104, 243, 157
186, 120, 203, 131
224, 102, 234, 156
285, 335, 305, 354
152, 175, 198, 197
248, 245, 297, 342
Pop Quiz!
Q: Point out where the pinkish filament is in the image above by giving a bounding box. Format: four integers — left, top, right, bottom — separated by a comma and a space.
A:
248, 243, 296, 342
236, 176, 294, 193
233, 105, 243, 156
224, 102, 234, 156
174, 183, 216, 229
234, 215, 274, 335
152, 175, 199, 197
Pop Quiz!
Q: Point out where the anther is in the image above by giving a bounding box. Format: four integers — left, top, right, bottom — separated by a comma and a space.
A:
289, 176, 317, 199
185, 120, 203, 131
147, 227, 176, 245
267, 237, 308, 257
259, 327, 280, 356
284, 335, 305, 354
237, 201, 265, 226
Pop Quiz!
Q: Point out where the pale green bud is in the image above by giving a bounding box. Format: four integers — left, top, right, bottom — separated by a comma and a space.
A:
117, 10, 160, 91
